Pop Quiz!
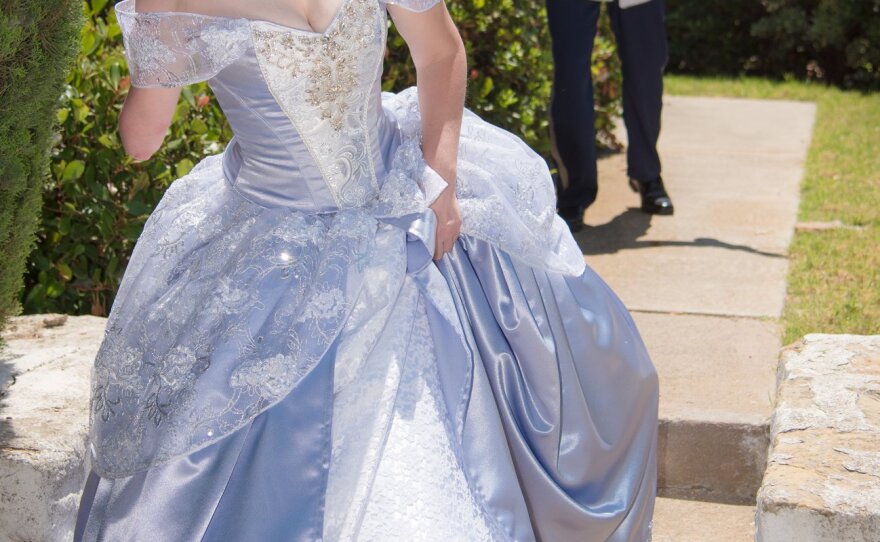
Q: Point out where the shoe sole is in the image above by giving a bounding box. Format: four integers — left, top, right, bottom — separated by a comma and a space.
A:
642, 205, 674, 216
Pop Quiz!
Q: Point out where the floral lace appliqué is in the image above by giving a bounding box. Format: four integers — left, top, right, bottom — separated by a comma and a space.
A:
380, 0, 442, 12
115, 0, 250, 88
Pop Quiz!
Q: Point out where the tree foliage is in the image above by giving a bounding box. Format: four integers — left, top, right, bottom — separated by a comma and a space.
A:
667, 0, 880, 89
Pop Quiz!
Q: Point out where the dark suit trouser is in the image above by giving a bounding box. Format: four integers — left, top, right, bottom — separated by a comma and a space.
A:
547, 0, 667, 212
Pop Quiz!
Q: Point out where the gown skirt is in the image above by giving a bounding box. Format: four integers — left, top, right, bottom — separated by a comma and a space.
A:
75, 89, 659, 542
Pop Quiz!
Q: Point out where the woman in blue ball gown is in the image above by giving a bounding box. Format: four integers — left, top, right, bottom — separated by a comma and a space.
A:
74, 0, 659, 540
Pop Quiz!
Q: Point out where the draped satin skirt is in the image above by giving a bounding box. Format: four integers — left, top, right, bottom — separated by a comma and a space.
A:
76, 233, 658, 542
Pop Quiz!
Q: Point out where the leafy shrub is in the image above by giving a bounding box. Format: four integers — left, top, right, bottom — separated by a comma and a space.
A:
23, 0, 622, 316
23, 0, 232, 315
0, 0, 82, 329
385, 1, 622, 154
592, 8, 624, 150
667, 0, 880, 89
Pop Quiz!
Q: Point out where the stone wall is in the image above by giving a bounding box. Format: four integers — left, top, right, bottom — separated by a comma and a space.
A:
1, 315, 104, 542
756, 334, 880, 541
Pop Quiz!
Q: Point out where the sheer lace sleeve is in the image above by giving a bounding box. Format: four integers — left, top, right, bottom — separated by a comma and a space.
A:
115, 0, 250, 88
380, 0, 442, 12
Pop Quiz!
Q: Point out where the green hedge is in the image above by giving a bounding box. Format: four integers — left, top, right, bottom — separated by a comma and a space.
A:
667, 0, 880, 89
23, 1, 621, 316
0, 0, 82, 329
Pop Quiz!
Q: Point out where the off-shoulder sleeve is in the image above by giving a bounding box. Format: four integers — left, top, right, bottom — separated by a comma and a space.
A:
380, 0, 442, 13
114, 0, 250, 88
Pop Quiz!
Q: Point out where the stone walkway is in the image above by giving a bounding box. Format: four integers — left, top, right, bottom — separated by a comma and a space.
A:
580, 95, 817, 538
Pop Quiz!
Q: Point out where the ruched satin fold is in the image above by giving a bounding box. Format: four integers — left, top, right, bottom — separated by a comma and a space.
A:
439, 238, 658, 542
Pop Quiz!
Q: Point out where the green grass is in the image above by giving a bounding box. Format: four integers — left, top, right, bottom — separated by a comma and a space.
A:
665, 75, 880, 343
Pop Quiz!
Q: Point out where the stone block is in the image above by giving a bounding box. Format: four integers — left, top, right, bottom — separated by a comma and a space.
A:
659, 417, 768, 505
653, 496, 756, 542
756, 334, 880, 541
1, 315, 105, 542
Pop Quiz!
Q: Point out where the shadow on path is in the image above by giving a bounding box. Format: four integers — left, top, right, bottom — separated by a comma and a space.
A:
0, 349, 17, 448
574, 208, 786, 259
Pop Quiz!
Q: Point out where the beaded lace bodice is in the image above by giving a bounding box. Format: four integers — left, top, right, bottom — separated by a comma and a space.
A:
116, 0, 429, 211
248, 0, 387, 208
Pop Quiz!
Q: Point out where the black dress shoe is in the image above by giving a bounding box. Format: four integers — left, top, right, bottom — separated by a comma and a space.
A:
629, 177, 674, 215
558, 205, 586, 233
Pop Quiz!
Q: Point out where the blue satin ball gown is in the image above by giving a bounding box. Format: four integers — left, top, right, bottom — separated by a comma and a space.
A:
74, 0, 659, 540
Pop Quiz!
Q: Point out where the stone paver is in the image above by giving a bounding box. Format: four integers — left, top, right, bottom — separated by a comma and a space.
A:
583, 96, 816, 318
632, 312, 778, 424
632, 312, 778, 503
653, 497, 756, 542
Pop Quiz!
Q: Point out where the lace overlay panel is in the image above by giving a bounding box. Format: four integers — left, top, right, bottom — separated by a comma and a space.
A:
115, 0, 250, 88
382, 89, 586, 276
89, 156, 410, 477
251, 0, 387, 209
326, 289, 508, 541
381, 0, 443, 12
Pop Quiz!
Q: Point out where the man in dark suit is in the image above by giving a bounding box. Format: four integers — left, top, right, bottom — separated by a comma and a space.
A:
547, 0, 673, 232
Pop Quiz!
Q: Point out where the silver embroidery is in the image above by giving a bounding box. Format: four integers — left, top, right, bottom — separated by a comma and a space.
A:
230, 354, 296, 399
251, 0, 387, 208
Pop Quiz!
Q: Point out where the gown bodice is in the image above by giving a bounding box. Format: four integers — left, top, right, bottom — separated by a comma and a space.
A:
118, 0, 402, 211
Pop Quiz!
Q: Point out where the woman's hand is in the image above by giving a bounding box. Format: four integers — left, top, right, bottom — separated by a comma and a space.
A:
389, 3, 467, 260
429, 186, 462, 260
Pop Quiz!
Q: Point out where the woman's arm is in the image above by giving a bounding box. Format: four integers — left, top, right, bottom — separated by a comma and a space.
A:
119, 87, 180, 160
119, 0, 182, 160
388, 3, 467, 260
